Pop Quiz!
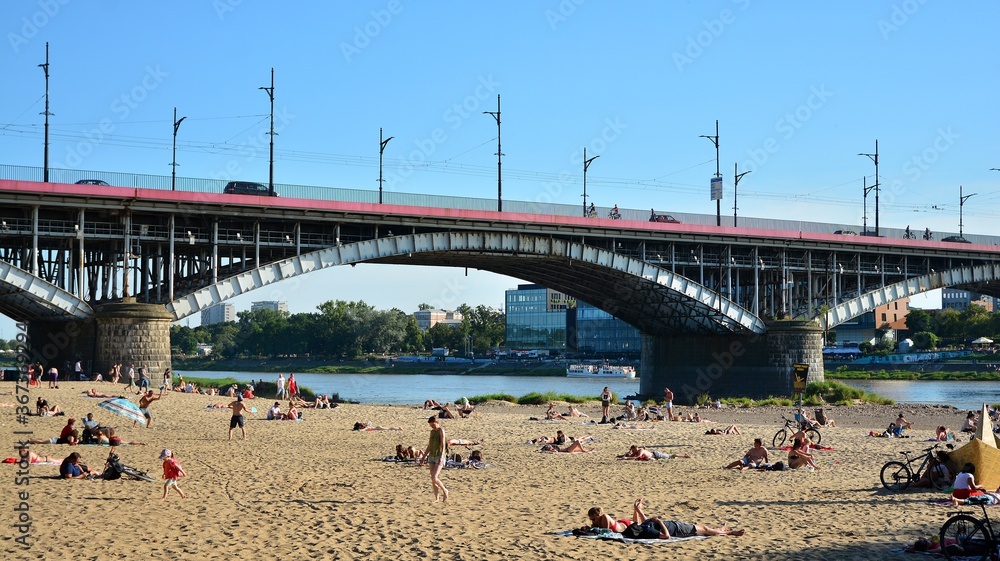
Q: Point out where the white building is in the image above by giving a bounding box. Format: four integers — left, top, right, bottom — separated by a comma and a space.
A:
201, 303, 235, 325
251, 301, 289, 313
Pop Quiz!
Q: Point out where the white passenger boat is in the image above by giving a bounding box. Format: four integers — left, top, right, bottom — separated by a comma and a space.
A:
566, 364, 636, 378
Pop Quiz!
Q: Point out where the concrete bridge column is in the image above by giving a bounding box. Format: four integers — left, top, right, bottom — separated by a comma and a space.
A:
93, 300, 173, 380
638, 320, 824, 404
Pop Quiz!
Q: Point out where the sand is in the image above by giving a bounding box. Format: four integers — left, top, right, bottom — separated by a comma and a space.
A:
0, 381, 982, 560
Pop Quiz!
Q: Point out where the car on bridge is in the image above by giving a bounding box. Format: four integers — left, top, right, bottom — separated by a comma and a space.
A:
833, 230, 858, 235
649, 210, 680, 223
223, 181, 279, 197
75, 179, 110, 186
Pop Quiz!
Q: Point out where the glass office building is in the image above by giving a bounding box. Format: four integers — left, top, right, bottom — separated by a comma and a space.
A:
505, 284, 641, 356
505, 284, 571, 351
569, 301, 642, 358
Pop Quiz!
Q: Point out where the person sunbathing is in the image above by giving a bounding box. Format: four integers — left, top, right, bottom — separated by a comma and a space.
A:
565, 405, 587, 418
961, 411, 977, 433
423, 399, 444, 410
353, 421, 402, 431
540, 441, 593, 453
624, 497, 746, 539
936, 425, 956, 441
532, 430, 567, 445
787, 437, 819, 470
617, 445, 690, 460
15, 446, 56, 464
85, 388, 121, 398
447, 438, 482, 447
725, 438, 770, 469
544, 403, 567, 420
453, 398, 476, 418
705, 425, 741, 435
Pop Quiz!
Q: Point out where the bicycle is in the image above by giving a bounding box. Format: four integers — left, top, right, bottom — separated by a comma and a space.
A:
903, 227, 916, 239
923, 228, 934, 241
101, 448, 156, 482
940, 500, 999, 560
879, 443, 952, 492
772, 415, 821, 448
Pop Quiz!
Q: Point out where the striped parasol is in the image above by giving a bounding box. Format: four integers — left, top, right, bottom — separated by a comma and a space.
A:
97, 397, 146, 426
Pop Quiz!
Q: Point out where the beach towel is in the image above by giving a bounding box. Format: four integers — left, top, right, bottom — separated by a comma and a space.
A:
553, 528, 707, 544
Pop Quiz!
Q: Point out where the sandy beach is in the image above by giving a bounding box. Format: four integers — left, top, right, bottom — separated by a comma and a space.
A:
0, 382, 982, 560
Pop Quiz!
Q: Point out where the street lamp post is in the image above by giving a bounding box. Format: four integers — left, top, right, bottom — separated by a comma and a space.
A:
582, 147, 599, 217
259, 68, 276, 196
378, 128, 394, 204
733, 162, 751, 227
171, 107, 186, 191
862, 176, 876, 234
483, 94, 502, 212
700, 120, 721, 226
39, 42, 52, 182
858, 140, 880, 236
959, 185, 977, 239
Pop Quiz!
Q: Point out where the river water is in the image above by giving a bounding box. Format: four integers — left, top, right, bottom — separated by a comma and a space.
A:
179, 370, 641, 405
176, 370, 996, 410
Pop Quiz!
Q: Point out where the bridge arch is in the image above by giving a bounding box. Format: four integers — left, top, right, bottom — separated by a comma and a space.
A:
167, 232, 766, 335
0, 261, 93, 321
823, 264, 1000, 328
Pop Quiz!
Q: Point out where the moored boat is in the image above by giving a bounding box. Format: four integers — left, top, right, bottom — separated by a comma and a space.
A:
566, 364, 636, 378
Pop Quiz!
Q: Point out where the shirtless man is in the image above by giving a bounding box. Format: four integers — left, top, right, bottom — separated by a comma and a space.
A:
228, 394, 249, 440
725, 438, 770, 470
662, 387, 676, 421
135, 390, 162, 428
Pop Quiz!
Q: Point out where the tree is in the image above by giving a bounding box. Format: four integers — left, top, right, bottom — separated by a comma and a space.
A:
904, 308, 933, 334
170, 325, 199, 355
912, 331, 939, 350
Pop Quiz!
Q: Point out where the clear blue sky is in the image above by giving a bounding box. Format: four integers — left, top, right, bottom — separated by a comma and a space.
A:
1, 1, 995, 331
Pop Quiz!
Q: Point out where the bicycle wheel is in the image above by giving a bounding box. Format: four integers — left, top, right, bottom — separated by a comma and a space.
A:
805, 428, 821, 446
879, 461, 912, 492
940, 514, 992, 561
121, 467, 156, 483
773, 429, 788, 448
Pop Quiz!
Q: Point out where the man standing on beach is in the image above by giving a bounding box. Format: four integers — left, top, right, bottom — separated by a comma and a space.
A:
124, 363, 136, 392
228, 395, 249, 440
136, 389, 162, 428
276, 373, 285, 399
663, 387, 676, 421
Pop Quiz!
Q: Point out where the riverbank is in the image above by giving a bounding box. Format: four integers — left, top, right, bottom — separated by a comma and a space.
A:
0, 382, 970, 560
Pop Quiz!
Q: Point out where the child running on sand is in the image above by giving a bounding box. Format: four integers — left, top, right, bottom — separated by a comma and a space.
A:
160, 449, 187, 500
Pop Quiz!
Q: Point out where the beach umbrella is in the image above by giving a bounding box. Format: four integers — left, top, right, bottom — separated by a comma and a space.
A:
97, 397, 146, 426
972, 337, 993, 345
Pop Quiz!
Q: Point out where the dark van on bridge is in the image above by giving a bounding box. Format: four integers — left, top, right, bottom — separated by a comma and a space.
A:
223, 181, 278, 197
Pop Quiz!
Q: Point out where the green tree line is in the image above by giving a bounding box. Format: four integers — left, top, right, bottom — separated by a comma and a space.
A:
904, 305, 1000, 350
170, 301, 505, 360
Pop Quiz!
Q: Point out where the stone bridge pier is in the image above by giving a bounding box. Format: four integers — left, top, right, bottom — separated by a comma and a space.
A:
638, 320, 825, 404
27, 300, 173, 380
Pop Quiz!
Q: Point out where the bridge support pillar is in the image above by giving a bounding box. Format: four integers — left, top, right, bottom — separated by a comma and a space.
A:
638, 320, 824, 404
92, 300, 173, 379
